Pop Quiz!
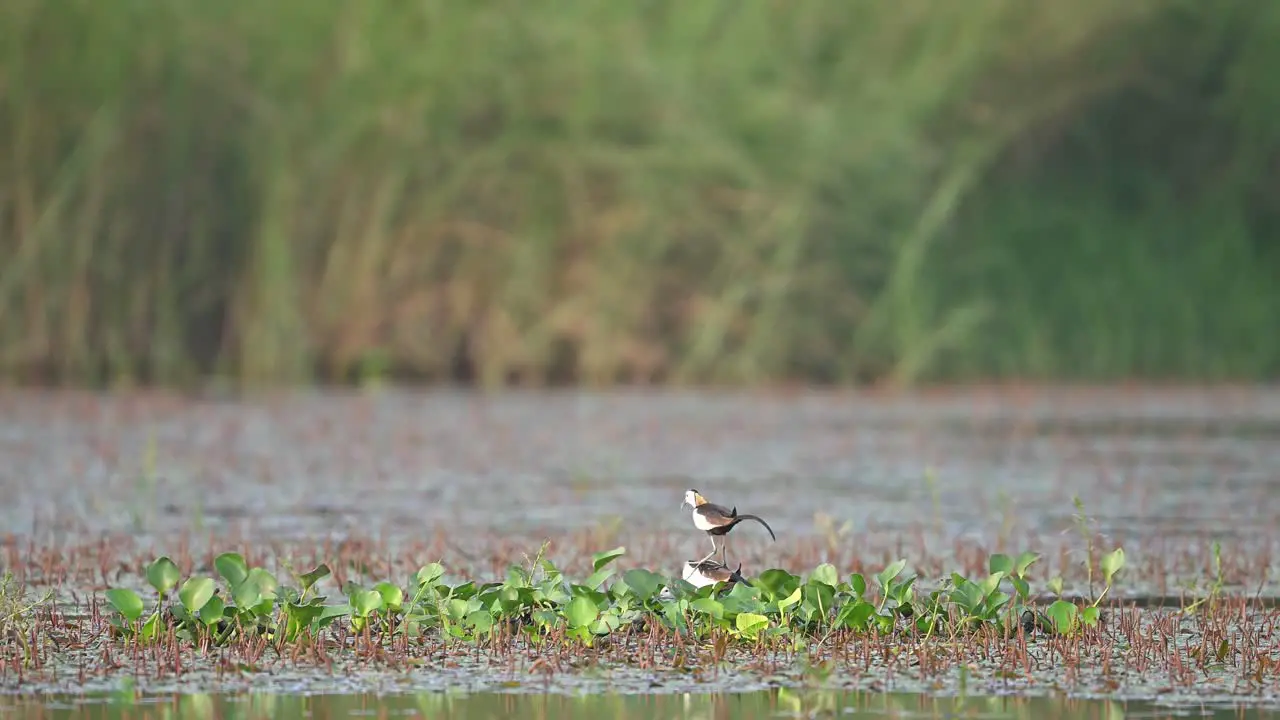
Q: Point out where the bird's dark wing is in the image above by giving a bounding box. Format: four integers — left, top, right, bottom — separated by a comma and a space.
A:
691, 560, 734, 583
695, 502, 737, 527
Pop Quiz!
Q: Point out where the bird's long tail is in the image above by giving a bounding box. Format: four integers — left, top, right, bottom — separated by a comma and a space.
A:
730, 563, 749, 585
732, 514, 776, 541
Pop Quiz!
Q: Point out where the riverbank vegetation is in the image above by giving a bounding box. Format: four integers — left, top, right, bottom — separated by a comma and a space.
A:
2, 0, 1277, 388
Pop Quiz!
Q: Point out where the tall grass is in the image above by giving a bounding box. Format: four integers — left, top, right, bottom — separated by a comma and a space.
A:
0, 0, 1276, 388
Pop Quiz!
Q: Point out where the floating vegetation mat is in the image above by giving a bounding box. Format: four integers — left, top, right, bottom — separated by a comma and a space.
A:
2, 540, 1278, 707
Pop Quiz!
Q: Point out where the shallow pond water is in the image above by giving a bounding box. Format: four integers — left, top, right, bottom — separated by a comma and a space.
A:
2, 387, 1279, 703
2, 387, 1277, 552
4, 688, 1279, 720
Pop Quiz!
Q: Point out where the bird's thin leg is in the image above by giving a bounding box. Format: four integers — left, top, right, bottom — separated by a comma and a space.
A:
719, 536, 729, 564
697, 536, 718, 565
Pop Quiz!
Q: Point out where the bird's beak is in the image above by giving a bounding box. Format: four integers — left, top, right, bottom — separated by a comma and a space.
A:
680, 499, 690, 509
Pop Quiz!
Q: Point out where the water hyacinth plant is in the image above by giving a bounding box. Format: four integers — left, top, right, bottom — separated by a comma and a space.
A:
101, 544, 1128, 653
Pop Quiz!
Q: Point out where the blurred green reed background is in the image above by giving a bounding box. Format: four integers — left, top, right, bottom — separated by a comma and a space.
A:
2, 0, 1278, 388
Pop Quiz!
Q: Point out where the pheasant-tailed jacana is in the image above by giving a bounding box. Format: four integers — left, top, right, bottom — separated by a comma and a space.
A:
681, 488, 776, 564
683, 558, 748, 589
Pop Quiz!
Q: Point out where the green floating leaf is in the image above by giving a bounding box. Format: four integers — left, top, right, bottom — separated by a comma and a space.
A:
299, 564, 331, 592
592, 611, 624, 635
232, 577, 263, 610
1015, 551, 1040, 577
1010, 576, 1030, 600
351, 589, 385, 618
146, 556, 181, 596
756, 569, 801, 602
689, 597, 724, 619
847, 573, 867, 599
373, 581, 404, 612
622, 569, 664, 602
978, 572, 1004, 598
446, 598, 470, 622
468, 610, 494, 634
803, 581, 836, 617
317, 604, 352, 625
583, 567, 615, 592
876, 559, 907, 589
988, 554, 1013, 577
139, 612, 162, 642
1081, 606, 1101, 628
1101, 548, 1125, 585
836, 600, 875, 630
777, 586, 802, 614
414, 563, 445, 588
735, 612, 769, 640
809, 563, 838, 587
199, 596, 225, 626
565, 595, 599, 628
105, 588, 145, 622
215, 553, 249, 589
286, 602, 324, 630
1046, 599, 1078, 635
663, 599, 688, 633
178, 577, 215, 614
591, 546, 626, 572
246, 568, 278, 599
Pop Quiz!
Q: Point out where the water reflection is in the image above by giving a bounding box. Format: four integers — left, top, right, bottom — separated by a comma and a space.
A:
1, 688, 1274, 720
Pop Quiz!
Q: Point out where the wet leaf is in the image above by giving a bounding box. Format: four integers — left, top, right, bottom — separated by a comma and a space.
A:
199, 596, 225, 626
178, 577, 215, 614
1046, 600, 1078, 634
876, 559, 906, 589
105, 588, 144, 622
735, 612, 769, 640
1081, 606, 1100, 627
565, 595, 599, 628
988, 553, 1014, 576
847, 573, 867, 599
374, 581, 404, 612
622, 569, 664, 602
232, 577, 263, 610
689, 597, 724, 619
316, 604, 351, 625
299, 564, 331, 592
583, 567, 614, 591
286, 601, 323, 629
836, 600, 875, 630
803, 581, 836, 617
414, 563, 445, 587
468, 611, 494, 634
139, 612, 161, 642
1101, 548, 1125, 585
351, 589, 384, 618
757, 569, 801, 602
1015, 552, 1040, 577
146, 557, 181, 596
1010, 576, 1030, 600
777, 586, 802, 614
591, 546, 626, 572
978, 572, 1004, 598
809, 563, 838, 587
246, 568, 278, 599
214, 553, 249, 589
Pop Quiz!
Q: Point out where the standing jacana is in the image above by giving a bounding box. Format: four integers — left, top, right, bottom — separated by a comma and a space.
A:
683, 558, 748, 589
681, 488, 776, 564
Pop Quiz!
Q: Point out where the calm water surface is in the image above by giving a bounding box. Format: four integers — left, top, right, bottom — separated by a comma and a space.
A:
2, 387, 1277, 548
4, 689, 1279, 720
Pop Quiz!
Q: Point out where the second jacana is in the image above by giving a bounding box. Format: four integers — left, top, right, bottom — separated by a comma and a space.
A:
681, 488, 776, 565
